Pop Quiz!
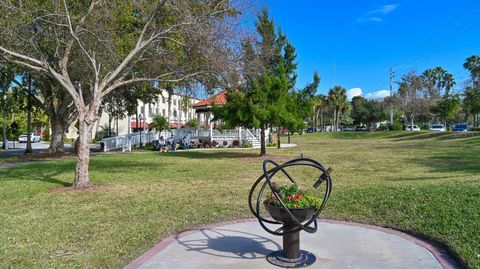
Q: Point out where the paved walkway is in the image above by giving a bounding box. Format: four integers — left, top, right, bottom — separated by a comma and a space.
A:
125, 219, 459, 269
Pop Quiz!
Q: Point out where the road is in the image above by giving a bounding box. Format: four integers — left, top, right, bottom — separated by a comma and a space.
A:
0, 141, 72, 157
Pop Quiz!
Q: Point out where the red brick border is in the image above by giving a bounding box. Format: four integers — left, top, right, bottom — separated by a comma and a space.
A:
124, 218, 461, 269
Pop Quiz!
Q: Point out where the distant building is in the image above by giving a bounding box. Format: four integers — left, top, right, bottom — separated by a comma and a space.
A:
192, 90, 228, 129
66, 90, 201, 139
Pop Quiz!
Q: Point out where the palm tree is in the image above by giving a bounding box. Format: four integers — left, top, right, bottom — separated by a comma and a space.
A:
180, 95, 192, 127
165, 84, 174, 126
327, 86, 348, 132
150, 114, 169, 134
434, 67, 447, 97
314, 94, 328, 131
463, 55, 480, 87
443, 73, 455, 96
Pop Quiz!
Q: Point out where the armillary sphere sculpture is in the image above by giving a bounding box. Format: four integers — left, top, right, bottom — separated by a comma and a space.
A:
248, 158, 332, 268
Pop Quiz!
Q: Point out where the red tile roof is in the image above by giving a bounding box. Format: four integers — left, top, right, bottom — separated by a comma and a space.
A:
169, 123, 185, 129
130, 122, 149, 128
192, 90, 228, 108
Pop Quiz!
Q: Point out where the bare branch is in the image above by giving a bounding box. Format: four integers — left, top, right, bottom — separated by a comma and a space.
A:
0, 45, 47, 71
101, 71, 206, 99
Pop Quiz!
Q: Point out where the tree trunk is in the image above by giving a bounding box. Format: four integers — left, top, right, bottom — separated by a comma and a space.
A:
74, 112, 93, 187
49, 117, 66, 155
288, 131, 291, 143
25, 97, 32, 154
320, 110, 324, 132
2, 96, 7, 149
260, 125, 266, 156
333, 109, 337, 132
25, 78, 33, 154
277, 125, 281, 149
108, 114, 112, 137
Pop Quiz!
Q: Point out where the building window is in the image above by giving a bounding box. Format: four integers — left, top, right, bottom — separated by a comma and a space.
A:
179, 111, 182, 120
173, 99, 177, 106
141, 106, 145, 115
173, 110, 177, 118
162, 96, 166, 104
149, 105, 154, 116
162, 109, 166, 116
156, 108, 159, 115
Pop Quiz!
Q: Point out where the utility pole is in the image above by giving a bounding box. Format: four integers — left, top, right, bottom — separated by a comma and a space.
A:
389, 67, 394, 126
333, 58, 337, 85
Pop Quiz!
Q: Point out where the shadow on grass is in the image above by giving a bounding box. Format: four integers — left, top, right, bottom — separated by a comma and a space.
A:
161, 150, 261, 160
0, 161, 73, 187
385, 175, 455, 181
411, 141, 480, 175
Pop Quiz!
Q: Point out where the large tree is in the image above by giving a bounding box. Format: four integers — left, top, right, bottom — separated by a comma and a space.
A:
397, 72, 429, 127
463, 55, 480, 126
431, 93, 461, 126
463, 55, 480, 88
214, 9, 298, 155
0, 1, 242, 187
351, 96, 387, 129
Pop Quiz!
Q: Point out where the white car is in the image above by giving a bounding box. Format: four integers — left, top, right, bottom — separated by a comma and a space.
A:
406, 125, 420, 131
18, 133, 41, 143
429, 124, 446, 132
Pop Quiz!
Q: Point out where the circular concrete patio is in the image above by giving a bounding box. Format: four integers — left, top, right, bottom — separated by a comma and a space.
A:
125, 219, 460, 269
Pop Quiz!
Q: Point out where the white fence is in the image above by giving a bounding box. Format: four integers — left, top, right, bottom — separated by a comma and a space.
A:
101, 127, 268, 152
102, 131, 169, 152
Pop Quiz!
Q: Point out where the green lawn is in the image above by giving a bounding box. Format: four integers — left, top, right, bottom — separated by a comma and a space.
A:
0, 132, 479, 268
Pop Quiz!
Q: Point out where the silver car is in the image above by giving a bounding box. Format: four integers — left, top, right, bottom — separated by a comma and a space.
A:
429, 124, 446, 132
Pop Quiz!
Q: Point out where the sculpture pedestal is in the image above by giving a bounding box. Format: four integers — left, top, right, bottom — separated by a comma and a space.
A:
266, 224, 316, 268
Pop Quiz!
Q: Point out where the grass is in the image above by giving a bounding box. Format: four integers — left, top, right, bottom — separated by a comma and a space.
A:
0, 131, 479, 268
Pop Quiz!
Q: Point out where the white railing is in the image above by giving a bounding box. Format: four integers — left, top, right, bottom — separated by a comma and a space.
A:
101, 127, 269, 152
102, 131, 160, 152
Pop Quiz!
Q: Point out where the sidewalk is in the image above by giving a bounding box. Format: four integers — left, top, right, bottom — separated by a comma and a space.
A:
125, 219, 459, 269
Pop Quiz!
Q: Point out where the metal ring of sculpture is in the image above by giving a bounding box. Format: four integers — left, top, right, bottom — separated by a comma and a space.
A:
248, 158, 332, 268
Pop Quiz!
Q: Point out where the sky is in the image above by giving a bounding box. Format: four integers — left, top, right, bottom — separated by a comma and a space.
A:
262, 0, 480, 99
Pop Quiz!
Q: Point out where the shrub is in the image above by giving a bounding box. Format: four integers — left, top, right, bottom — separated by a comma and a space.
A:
211, 140, 218, 147
267, 142, 277, 147
389, 123, 403, 131
242, 139, 252, 148
421, 124, 430, 131
223, 140, 228, 147
232, 139, 240, 147
377, 124, 389, 131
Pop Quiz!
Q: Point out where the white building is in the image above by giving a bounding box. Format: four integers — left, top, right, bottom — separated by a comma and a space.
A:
66, 90, 201, 139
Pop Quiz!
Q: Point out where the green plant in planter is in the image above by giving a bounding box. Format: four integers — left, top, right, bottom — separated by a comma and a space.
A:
265, 183, 323, 209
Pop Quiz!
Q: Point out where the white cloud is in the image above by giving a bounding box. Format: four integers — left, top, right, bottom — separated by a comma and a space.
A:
356, 3, 398, 24
365, 90, 390, 99
369, 4, 399, 15
347, 88, 362, 100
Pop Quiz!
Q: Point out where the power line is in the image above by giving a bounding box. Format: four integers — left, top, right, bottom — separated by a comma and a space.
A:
403, 8, 480, 71
394, 8, 480, 78
393, 0, 479, 69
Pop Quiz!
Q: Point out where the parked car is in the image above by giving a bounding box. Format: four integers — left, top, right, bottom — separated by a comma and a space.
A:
305, 127, 317, 133
406, 125, 420, 131
429, 124, 446, 132
18, 133, 41, 143
452, 124, 469, 132
355, 126, 368, 131
342, 126, 355, 131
